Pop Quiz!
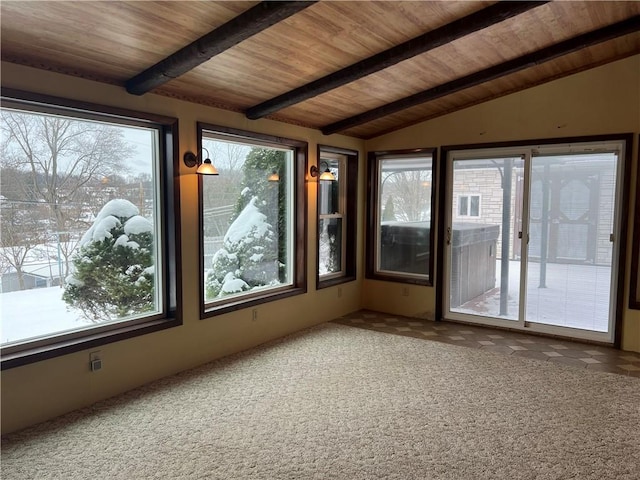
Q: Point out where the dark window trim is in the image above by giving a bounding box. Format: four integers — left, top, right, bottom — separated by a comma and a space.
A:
316, 145, 358, 290
366, 147, 437, 286
197, 123, 307, 318
437, 133, 633, 349
1, 88, 176, 126
627, 134, 640, 310
0, 88, 182, 370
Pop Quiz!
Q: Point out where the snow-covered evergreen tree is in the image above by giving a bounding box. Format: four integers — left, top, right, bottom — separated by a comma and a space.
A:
233, 147, 287, 280
63, 199, 155, 322
206, 195, 278, 299
382, 195, 396, 221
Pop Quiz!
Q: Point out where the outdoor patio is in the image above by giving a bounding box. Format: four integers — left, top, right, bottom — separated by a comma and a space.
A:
454, 260, 612, 333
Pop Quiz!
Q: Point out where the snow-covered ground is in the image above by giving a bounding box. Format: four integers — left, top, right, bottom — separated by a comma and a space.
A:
1, 199, 155, 346
0, 286, 90, 345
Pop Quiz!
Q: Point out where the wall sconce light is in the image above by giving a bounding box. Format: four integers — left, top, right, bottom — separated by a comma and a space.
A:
267, 170, 280, 182
183, 147, 219, 175
309, 162, 335, 181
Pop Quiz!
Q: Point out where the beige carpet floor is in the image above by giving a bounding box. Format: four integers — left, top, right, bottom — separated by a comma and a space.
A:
2, 322, 639, 479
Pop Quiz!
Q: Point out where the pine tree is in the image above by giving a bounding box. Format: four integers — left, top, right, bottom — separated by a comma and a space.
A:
206, 196, 278, 299
382, 195, 396, 221
233, 147, 287, 279
63, 199, 155, 322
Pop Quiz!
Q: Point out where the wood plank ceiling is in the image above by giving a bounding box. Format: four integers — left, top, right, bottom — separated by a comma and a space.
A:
1, 1, 639, 139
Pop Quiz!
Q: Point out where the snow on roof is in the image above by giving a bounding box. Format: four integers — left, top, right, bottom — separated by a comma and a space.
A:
3, 261, 63, 279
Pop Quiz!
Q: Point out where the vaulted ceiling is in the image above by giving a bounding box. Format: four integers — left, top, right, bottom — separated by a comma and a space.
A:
1, 1, 639, 139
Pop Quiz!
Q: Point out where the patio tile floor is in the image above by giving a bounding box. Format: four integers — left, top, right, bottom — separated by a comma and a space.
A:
332, 310, 640, 378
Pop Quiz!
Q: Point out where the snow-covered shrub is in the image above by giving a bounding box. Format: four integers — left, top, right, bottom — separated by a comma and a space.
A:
206, 196, 278, 299
63, 199, 155, 322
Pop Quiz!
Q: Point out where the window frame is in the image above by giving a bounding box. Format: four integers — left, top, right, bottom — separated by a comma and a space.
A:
316, 145, 358, 290
457, 194, 481, 218
0, 88, 182, 370
318, 154, 346, 277
366, 147, 436, 286
197, 123, 307, 318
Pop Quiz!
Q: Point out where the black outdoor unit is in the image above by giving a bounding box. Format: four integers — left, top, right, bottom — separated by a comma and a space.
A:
379, 221, 429, 275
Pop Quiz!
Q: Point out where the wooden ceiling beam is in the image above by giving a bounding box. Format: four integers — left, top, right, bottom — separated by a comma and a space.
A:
125, 1, 316, 95
245, 1, 548, 120
321, 15, 640, 136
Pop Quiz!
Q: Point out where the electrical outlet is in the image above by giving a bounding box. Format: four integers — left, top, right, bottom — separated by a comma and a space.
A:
252, 309, 258, 321
89, 351, 102, 372
402, 287, 410, 297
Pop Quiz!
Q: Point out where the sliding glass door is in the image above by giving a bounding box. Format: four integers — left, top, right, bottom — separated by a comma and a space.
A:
448, 155, 525, 323
525, 151, 618, 333
444, 140, 624, 343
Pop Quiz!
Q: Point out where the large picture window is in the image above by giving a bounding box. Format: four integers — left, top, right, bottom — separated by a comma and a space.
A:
1, 90, 180, 367
316, 145, 358, 289
199, 124, 306, 316
366, 148, 436, 285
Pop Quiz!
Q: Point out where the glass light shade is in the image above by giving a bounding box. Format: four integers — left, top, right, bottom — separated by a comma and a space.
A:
268, 171, 280, 182
319, 169, 336, 181
196, 158, 219, 175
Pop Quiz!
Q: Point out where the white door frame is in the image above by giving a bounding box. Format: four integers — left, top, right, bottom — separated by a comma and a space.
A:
443, 140, 625, 344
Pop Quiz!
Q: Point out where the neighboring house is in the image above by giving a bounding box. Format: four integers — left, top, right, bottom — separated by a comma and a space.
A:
1, 262, 63, 293
453, 158, 616, 266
